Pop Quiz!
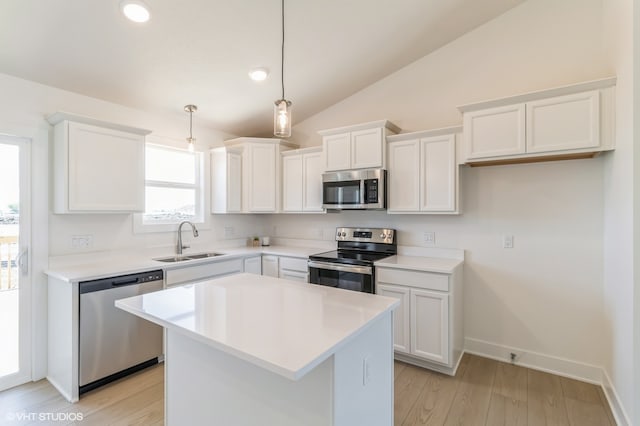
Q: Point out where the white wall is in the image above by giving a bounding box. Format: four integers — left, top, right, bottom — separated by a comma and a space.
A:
278, 0, 612, 378
603, 0, 637, 424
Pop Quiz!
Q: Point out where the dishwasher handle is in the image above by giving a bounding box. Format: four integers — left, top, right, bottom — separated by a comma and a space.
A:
112, 277, 140, 286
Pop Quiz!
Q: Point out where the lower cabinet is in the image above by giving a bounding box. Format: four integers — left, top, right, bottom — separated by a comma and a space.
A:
243, 256, 262, 275
278, 256, 309, 283
376, 265, 462, 375
165, 258, 243, 287
262, 255, 279, 277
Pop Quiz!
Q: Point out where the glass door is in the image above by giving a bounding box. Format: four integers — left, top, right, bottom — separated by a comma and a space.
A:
0, 135, 31, 391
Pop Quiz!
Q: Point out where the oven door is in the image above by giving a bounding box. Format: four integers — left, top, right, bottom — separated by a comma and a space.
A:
308, 261, 373, 293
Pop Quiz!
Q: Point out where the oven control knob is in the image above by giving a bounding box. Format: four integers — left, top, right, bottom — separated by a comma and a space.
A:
341, 232, 347, 237
380, 233, 385, 238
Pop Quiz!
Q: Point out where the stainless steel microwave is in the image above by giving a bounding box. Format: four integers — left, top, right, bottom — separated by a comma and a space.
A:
322, 169, 386, 210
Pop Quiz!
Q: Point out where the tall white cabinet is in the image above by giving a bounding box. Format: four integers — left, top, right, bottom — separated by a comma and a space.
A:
319, 120, 400, 171
387, 127, 460, 214
459, 77, 616, 165
212, 138, 298, 213
281, 147, 324, 213
47, 112, 150, 214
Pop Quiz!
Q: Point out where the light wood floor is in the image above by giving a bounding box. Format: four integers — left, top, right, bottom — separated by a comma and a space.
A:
0, 354, 615, 426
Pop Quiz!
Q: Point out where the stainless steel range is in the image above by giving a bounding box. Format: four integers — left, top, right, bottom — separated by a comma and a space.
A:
308, 227, 396, 293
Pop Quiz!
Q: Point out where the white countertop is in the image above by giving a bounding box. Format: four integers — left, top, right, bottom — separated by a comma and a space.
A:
115, 273, 399, 380
46, 245, 327, 283
374, 255, 463, 273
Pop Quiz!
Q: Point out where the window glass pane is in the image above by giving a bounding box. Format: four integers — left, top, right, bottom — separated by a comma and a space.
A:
146, 146, 195, 184
144, 187, 196, 222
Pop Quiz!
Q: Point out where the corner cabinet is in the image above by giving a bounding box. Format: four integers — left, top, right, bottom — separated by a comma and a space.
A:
375, 263, 463, 376
387, 127, 460, 214
213, 137, 298, 213
281, 147, 324, 213
459, 77, 616, 165
47, 112, 150, 214
319, 120, 400, 171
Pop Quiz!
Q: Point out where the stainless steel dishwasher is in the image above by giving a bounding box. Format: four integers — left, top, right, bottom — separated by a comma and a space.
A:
79, 270, 164, 394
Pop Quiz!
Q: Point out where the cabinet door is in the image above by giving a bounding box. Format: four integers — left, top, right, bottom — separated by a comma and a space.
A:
410, 289, 449, 364
387, 140, 420, 212
243, 256, 262, 275
302, 152, 323, 212
282, 154, 303, 212
262, 255, 279, 277
67, 122, 144, 211
526, 90, 600, 153
227, 151, 242, 212
420, 135, 456, 212
351, 127, 383, 169
246, 144, 277, 212
323, 133, 351, 171
464, 104, 525, 159
376, 283, 410, 354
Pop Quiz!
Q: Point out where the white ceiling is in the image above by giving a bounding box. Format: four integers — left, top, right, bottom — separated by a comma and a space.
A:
0, 0, 524, 136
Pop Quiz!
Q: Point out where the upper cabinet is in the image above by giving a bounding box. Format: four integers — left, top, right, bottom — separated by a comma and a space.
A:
459, 77, 616, 165
213, 137, 298, 213
281, 147, 324, 213
47, 112, 150, 214
387, 127, 460, 214
319, 120, 400, 171
211, 147, 242, 213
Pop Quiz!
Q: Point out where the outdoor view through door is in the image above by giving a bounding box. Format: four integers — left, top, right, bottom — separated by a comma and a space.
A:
0, 136, 30, 391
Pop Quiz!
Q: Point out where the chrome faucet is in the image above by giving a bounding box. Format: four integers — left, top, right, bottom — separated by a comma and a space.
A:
177, 221, 199, 255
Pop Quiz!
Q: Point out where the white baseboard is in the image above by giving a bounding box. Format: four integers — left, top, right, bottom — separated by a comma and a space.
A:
464, 337, 630, 425
601, 369, 631, 426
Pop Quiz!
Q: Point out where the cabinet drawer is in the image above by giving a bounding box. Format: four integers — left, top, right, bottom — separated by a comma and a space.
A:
376, 268, 449, 292
166, 258, 243, 286
279, 256, 308, 273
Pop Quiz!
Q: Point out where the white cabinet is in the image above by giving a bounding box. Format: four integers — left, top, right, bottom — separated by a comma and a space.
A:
262, 255, 279, 277
376, 284, 410, 353
319, 120, 400, 171
278, 256, 309, 283
281, 147, 324, 213
47, 113, 150, 214
243, 256, 262, 275
165, 258, 243, 287
376, 264, 462, 376
459, 78, 615, 164
220, 138, 298, 213
211, 148, 242, 213
387, 127, 459, 214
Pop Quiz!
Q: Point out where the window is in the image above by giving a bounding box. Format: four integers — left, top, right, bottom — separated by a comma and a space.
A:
134, 143, 207, 232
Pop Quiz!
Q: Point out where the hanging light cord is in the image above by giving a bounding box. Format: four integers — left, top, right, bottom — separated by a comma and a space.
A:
189, 109, 193, 139
281, 0, 285, 100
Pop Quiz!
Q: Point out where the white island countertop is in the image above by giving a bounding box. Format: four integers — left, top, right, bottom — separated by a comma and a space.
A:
116, 273, 399, 381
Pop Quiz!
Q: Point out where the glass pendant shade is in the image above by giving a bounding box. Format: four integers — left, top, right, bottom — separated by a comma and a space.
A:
274, 99, 292, 138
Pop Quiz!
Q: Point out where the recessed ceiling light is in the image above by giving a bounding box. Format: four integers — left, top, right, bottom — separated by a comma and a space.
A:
249, 68, 269, 82
121, 0, 151, 23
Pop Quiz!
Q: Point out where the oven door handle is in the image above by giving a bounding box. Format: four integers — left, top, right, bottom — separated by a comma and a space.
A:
307, 261, 372, 275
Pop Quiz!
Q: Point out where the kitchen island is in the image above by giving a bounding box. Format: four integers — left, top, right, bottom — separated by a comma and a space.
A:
115, 273, 399, 426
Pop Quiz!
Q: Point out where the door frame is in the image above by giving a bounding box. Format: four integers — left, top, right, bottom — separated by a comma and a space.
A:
0, 134, 32, 391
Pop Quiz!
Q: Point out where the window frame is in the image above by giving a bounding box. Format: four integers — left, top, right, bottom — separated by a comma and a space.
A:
133, 139, 210, 234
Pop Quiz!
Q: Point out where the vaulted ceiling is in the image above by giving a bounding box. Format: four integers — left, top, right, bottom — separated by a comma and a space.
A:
0, 0, 524, 136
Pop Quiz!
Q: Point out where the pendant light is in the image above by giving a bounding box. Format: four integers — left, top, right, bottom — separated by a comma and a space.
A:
274, 0, 292, 138
184, 104, 197, 152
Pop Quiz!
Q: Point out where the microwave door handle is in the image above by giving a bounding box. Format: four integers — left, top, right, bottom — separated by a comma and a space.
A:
360, 180, 366, 204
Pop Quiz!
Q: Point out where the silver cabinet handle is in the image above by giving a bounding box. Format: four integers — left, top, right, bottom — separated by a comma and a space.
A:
307, 261, 371, 275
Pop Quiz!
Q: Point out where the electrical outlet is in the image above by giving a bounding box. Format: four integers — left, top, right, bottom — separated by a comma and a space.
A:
503, 235, 514, 249
224, 227, 234, 238
423, 231, 435, 246
71, 235, 93, 249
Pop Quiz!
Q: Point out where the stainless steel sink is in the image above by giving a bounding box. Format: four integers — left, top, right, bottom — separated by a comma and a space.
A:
153, 252, 224, 263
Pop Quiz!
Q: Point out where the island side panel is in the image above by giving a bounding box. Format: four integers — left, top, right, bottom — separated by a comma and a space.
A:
165, 329, 333, 426
333, 312, 394, 426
